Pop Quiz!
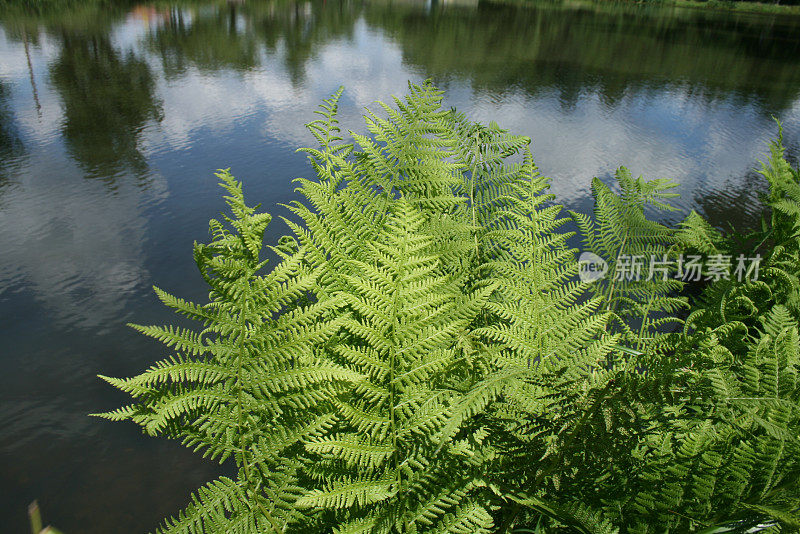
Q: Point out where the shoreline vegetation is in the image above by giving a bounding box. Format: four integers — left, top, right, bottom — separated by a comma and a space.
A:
668, 0, 800, 15
587, 0, 800, 16
2, 0, 800, 17
488, 0, 800, 17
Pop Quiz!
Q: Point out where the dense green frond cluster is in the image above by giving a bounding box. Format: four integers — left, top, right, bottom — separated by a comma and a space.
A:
616, 302, 800, 533
615, 128, 800, 533
569, 169, 692, 355
287, 83, 498, 532
298, 199, 495, 532
688, 131, 800, 342
96, 83, 800, 533
94, 170, 355, 533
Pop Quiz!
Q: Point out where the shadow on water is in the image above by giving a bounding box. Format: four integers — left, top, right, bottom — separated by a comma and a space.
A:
693, 140, 800, 236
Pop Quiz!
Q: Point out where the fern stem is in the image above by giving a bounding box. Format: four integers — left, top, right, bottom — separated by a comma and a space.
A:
604, 234, 628, 314
635, 288, 656, 355
389, 252, 404, 531
472, 131, 480, 257
235, 277, 284, 534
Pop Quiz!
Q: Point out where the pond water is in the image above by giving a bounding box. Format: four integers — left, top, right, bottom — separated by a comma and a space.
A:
1, 0, 799, 530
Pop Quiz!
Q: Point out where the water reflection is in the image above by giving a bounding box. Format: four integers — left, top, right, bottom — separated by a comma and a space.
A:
365, 1, 800, 111
1, 0, 800, 532
50, 33, 162, 182
693, 167, 767, 233
246, 0, 363, 85
145, 1, 366, 84
0, 167, 166, 328
0, 81, 25, 190
149, 6, 260, 75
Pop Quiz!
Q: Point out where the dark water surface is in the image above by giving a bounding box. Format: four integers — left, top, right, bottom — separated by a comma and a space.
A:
1, 0, 800, 530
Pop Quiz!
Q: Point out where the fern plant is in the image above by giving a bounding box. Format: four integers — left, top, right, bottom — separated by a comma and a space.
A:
297, 198, 495, 533
95, 82, 800, 534
287, 82, 499, 532
631, 126, 800, 533
687, 128, 800, 343
621, 304, 800, 533
510, 128, 800, 532
94, 171, 357, 533
569, 169, 694, 356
